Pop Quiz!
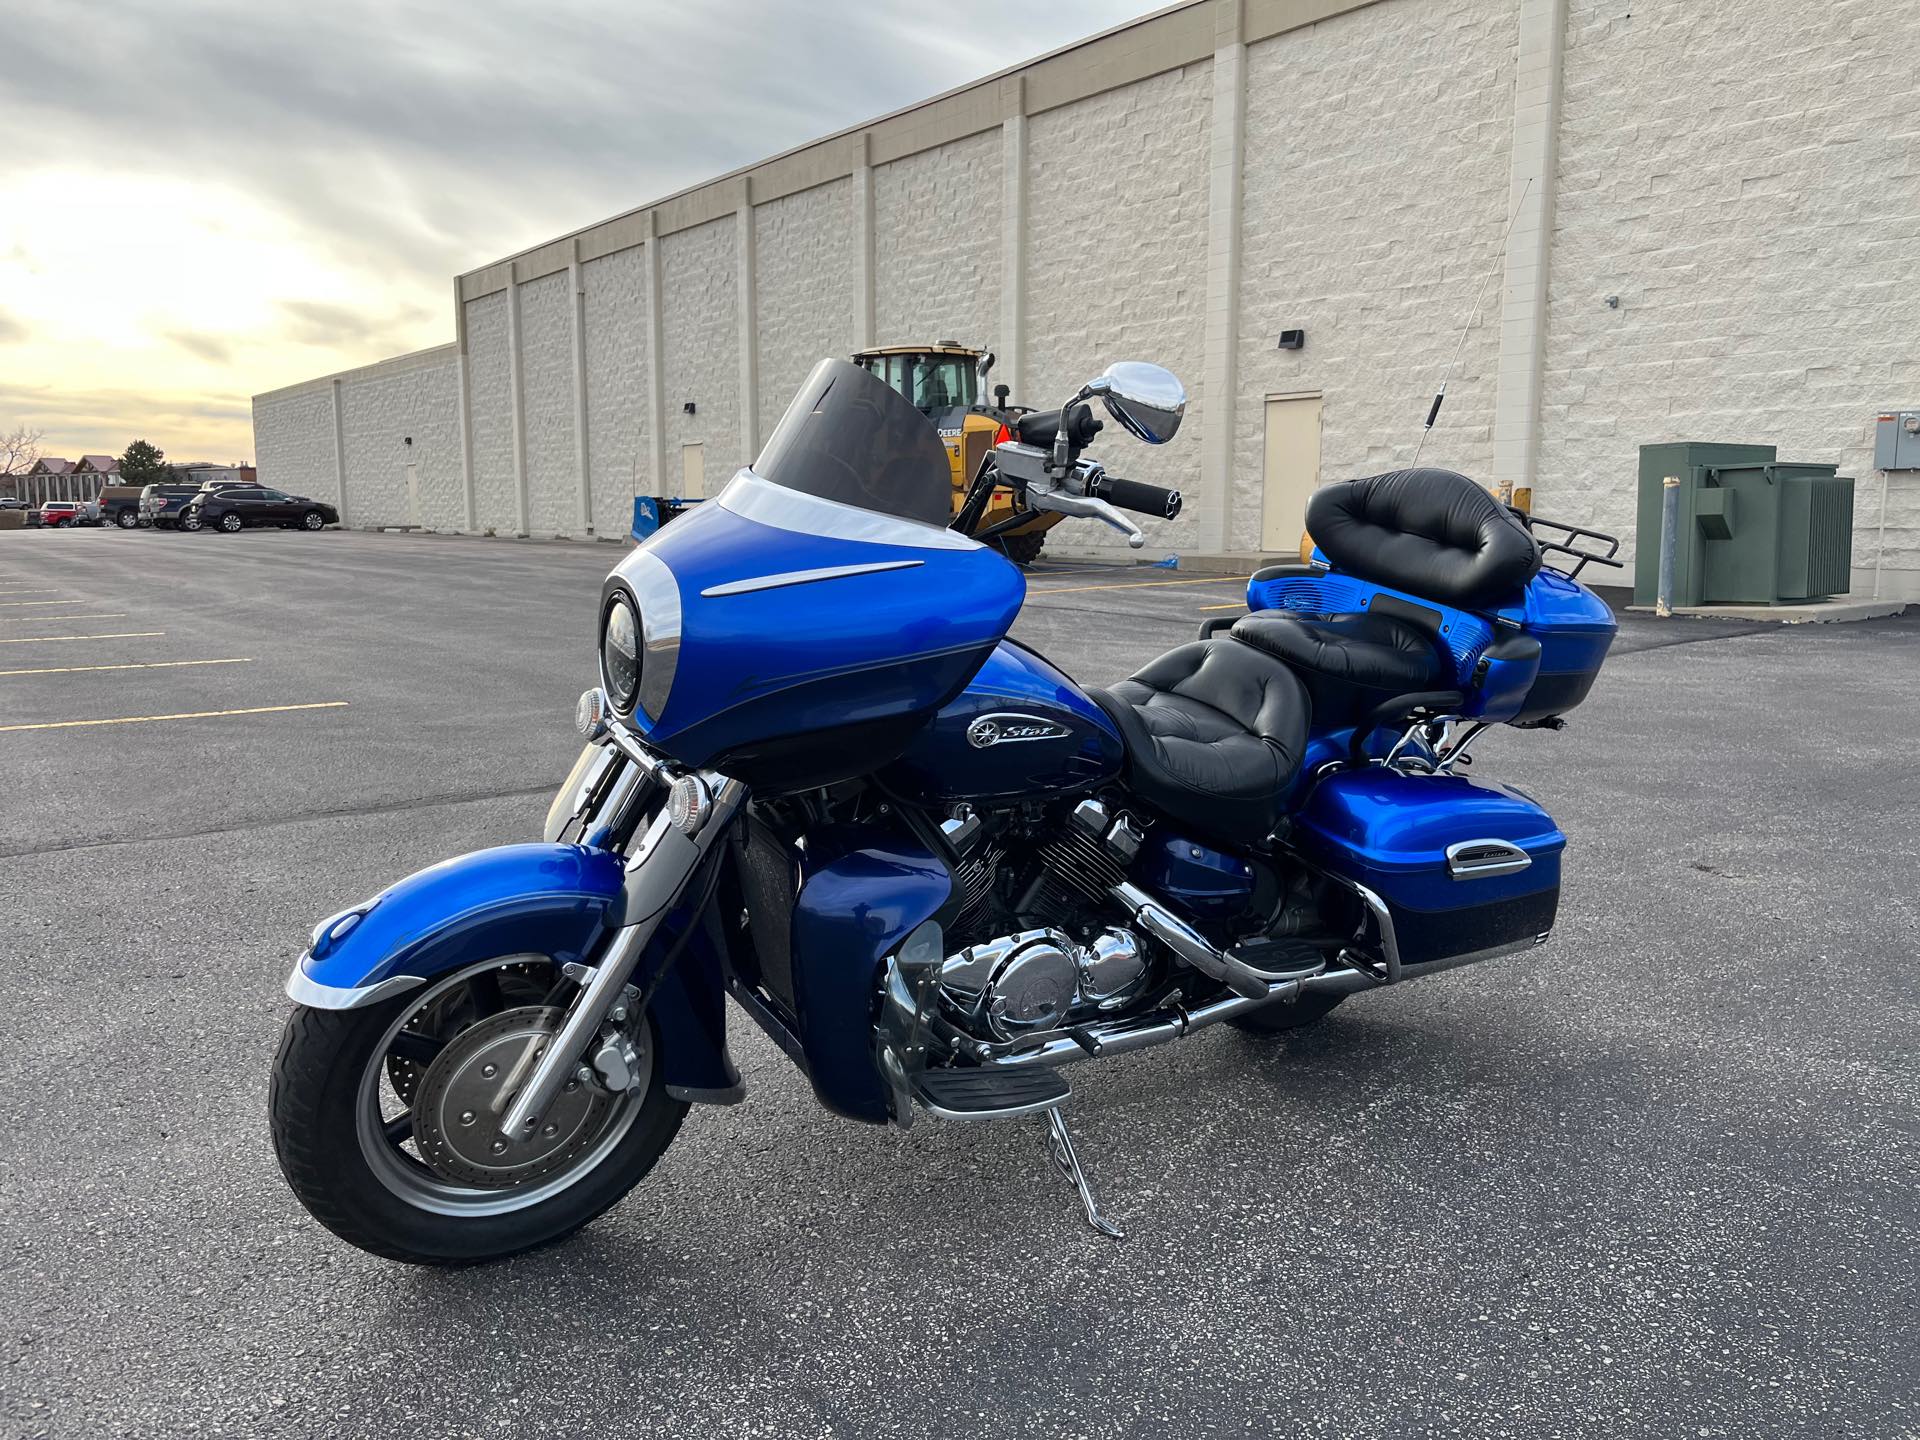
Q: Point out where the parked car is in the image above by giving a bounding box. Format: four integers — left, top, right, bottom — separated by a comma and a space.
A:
140, 483, 204, 529
181, 487, 338, 533
96, 485, 147, 528
196, 478, 261, 492
34, 500, 85, 528
0, 496, 27, 510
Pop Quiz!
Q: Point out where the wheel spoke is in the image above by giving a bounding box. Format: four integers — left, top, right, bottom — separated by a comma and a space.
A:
389, 1029, 447, 1065
383, 1113, 414, 1146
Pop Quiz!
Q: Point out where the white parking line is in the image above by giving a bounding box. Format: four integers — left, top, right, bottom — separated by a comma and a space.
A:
0, 701, 348, 733
0, 657, 252, 678
0, 631, 165, 645
0, 613, 128, 623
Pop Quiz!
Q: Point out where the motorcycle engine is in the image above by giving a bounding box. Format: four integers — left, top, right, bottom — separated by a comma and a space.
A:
938, 926, 1147, 1040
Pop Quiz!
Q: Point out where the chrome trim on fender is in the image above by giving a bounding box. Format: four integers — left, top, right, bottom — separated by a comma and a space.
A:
699, 559, 925, 597
285, 966, 426, 1011
716, 470, 982, 552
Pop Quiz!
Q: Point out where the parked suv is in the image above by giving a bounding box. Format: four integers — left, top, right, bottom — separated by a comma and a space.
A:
141, 483, 205, 529
181, 487, 338, 533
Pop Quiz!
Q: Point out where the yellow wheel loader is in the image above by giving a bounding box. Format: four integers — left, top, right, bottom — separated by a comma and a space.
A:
851, 342, 1062, 566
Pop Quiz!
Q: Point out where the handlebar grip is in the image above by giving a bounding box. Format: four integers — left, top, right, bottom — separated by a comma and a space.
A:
1091, 475, 1182, 520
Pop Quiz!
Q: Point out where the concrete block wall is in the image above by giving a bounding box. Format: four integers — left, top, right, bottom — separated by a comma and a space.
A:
462, 293, 515, 533
252, 382, 339, 509
1540, 0, 1920, 592
1230, 0, 1516, 551
339, 347, 460, 527
659, 216, 741, 494
1027, 62, 1213, 556
872, 131, 1002, 354
754, 178, 855, 441
517, 271, 579, 536
582, 245, 651, 541
253, 0, 1920, 597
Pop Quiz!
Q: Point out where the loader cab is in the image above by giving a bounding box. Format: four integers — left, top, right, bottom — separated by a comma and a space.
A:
851, 343, 986, 435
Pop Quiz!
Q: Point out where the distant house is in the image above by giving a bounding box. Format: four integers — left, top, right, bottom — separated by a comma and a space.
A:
14, 457, 81, 507
75, 455, 121, 478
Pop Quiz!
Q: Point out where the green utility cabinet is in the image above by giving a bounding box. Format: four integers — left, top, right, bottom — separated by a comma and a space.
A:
1634, 443, 1856, 606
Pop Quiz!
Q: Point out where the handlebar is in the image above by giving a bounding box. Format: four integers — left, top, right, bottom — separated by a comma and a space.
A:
1089, 474, 1182, 520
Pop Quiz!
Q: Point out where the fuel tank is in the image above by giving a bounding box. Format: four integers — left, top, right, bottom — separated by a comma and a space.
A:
883, 639, 1123, 803
604, 473, 1026, 789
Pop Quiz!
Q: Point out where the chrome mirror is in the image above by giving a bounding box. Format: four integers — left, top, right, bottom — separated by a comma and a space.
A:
1086, 361, 1185, 445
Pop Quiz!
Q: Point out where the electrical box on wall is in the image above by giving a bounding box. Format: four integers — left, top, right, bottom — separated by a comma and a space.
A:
1874, 411, 1920, 471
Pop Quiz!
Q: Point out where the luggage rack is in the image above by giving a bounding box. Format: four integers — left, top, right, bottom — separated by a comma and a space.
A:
1511, 508, 1623, 582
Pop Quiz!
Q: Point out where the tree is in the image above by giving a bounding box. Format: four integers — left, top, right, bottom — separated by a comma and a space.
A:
120, 439, 170, 485
1, 424, 41, 476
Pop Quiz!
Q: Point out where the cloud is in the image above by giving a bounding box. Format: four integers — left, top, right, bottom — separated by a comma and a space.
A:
0, 311, 23, 345
0, 0, 1156, 458
279, 298, 433, 351
163, 329, 235, 365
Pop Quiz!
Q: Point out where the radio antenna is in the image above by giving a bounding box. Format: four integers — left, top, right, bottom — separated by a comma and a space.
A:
1412, 176, 1533, 466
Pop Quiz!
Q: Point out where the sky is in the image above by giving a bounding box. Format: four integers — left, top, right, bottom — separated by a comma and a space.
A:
2, 0, 1158, 466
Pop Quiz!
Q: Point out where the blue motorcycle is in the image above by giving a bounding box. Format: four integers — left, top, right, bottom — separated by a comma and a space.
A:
270, 356, 1619, 1263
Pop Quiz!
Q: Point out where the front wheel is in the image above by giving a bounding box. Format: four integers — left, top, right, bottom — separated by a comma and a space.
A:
269, 956, 688, 1265
181, 514, 202, 531
301, 510, 325, 531
219, 512, 243, 533
116, 511, 138, 529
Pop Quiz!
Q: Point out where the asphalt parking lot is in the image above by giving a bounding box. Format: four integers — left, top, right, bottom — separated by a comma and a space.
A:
2, 525, 1915, 1439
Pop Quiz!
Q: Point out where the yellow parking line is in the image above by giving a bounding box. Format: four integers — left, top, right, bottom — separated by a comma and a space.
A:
0, 657, 252, 678
0, 631, 164, 645
0, 598, 81, 607
0, 613, 127, 623
1198, 602, 1246, 611
0, 701, 348, 733
1028, 574, 1251, 596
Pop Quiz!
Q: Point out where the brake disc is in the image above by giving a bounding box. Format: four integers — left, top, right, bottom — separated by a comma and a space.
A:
385, 963, 552, 1108
411, 1006, 615, 1189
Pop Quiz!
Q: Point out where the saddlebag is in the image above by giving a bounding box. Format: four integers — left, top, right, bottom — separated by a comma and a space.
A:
1295, 769, 1564, 968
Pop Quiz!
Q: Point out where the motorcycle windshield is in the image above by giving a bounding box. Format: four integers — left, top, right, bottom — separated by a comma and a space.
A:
752, 357, 953, 530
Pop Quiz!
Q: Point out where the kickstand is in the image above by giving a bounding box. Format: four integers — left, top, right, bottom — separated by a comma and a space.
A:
1043, 1107, 1124, 1239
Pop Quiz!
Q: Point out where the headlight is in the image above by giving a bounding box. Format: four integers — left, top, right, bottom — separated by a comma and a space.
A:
602, 594, 640, 711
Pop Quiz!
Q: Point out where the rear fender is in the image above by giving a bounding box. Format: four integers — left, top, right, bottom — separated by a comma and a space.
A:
286, 842, 740, 1102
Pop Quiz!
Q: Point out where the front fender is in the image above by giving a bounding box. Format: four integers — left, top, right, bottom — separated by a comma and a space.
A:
293, 843, 627, 999
287, 841, 741, 1103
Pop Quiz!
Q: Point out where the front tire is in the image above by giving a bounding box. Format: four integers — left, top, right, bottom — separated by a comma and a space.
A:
219, 511, 243, 533
269, 961, 688, 1266
302, 510, 325, 531
181, 514, 202, 532
116, 511, 137, 529
993, 531, 1047, 567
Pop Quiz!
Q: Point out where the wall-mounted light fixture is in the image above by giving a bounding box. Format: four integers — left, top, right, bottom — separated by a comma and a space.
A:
403, 436, 413, 446
1605, 295, 1620, 310
1276, 329, 1306, 351
683, 401, 697, 415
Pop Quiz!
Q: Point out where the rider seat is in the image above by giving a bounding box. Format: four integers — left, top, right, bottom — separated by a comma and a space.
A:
1228, 607, 1451, 727
1090, 640, 1310, 847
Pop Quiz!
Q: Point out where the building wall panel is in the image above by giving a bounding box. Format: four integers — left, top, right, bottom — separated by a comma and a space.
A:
659, 216, 741, 492
872, 131, 1002, 351
517, 271, 579, 536
464, 292, 516, 532
755, 179, 855, 441
582, 245, 651, 540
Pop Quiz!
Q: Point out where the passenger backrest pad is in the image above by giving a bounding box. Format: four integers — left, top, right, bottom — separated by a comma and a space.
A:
1306, 468, 1541, 611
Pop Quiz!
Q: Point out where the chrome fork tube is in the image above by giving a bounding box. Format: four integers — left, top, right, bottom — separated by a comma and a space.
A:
495, 773, 744, 1141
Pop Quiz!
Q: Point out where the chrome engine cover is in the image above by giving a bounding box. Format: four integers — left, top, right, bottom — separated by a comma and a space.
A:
940, 926, 1150, 1040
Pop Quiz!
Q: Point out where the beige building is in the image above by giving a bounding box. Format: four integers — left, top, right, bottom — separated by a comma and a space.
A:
253, 0, 1920, 597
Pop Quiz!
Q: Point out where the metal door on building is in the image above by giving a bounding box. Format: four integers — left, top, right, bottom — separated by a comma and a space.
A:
680, 443, 705, 499
1260, 393, 1322, 554
404, 462, 421, 529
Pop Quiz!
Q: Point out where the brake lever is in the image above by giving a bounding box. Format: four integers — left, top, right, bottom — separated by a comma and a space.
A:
1033, 491, 1146, 548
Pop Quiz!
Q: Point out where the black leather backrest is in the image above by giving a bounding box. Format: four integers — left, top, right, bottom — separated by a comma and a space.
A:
1306, 468, 1541, 610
